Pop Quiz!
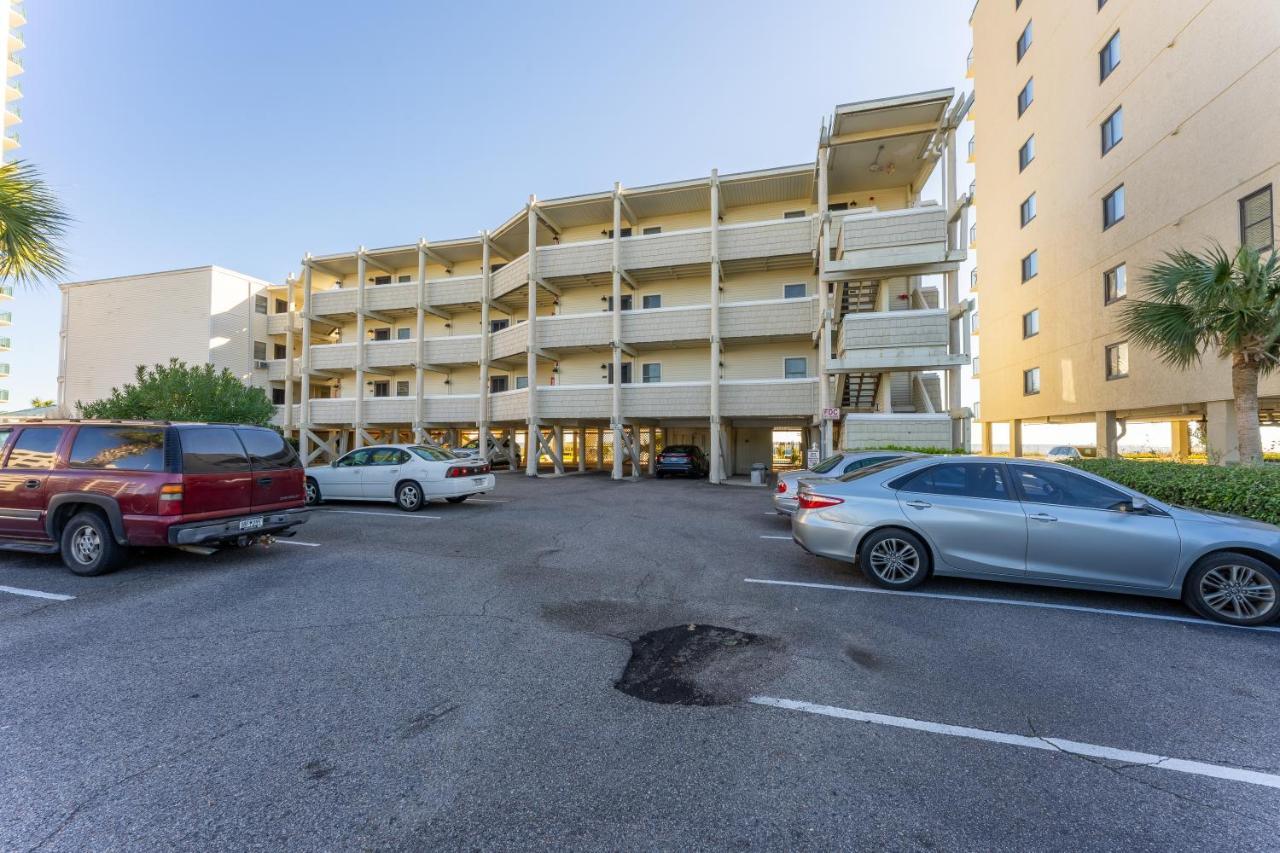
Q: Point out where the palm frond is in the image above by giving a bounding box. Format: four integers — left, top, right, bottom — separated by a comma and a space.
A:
0, 160, 70, 286
1119, 299, 1204, 369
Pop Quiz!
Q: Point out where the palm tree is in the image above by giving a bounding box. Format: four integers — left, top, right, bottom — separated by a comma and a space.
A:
1121, 245, 1280, 465
0, 160, 69, 284
30, 397, 53, 408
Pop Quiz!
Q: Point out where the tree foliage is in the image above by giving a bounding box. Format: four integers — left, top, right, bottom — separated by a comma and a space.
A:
0, 160, 70, 286
77, 359, 275, 426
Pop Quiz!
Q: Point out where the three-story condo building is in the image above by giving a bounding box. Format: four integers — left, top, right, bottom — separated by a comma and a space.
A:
267, 90, 973, 481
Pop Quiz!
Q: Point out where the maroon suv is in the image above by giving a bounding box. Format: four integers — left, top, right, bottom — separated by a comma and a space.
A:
0, 421, 309, 575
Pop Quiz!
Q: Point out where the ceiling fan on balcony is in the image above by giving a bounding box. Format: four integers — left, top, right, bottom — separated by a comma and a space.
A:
867, 144, 897, 176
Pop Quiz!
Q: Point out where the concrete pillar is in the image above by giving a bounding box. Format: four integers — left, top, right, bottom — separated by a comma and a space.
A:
980, 421, 994, 455
478, 233, 492, 462
577, 428, 586, 473
816, 146, 834, 458
525, 204, 540, 476
1008, 419, 1023, 458
300, 259, 313, 461
1205, 401, 1239, 464
354, 249, 367, 448
875, 372, 893, 413
646, 427, 657, 476
414, 241, 428, 442
610, 185, 625, 481
708, 169, 724, 483
1171, 420, 1192, 461
552, 425, 565, 475
1095, 411, 1119, 458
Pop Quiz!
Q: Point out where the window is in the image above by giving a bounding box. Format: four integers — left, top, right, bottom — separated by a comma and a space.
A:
605, 294, 634, 311
372, 381, 390, 398
783, 210, 807, 219
490, 262, 507, 272
1099, 0, 1108, 7
368, 447, 411, 466
606, 227, 633, 238
1019, 136, 1035, 171
1016, 21, 1033, 62
784, 283, 807, 299
274, 343, 287, 359
1106, 342, 1129, 379
396, 327, 411, 340
396, 380, 410, 396
397, 274, 412, 283
254, 295, 268, 314
1017, 78, 1034, 116
642, 226, 662, 235
828, 202, 850, 212
409, 445, 456, 462
1010, 463, 1132, 511
254, 341, 267, 361
1100, 31, 1121, 82
1241, 185, 1274, 253
68, 426, 164, 471
1021, 250, 1039, 282
784, 357, 808, 379
371, 328, 391, 342
605, 363, 632, 384
897, 462, 1010, 501
490, 375, 509, 393
272, 387, 285, 404
1104, 263, 1127, 303
1024, 367, 1041, 395
1101, 107, 1123, 154
372, 275, 391, 285
1020, 193, 1037, 227
235, 427, 299, 470
642, 363, 661, 383
1023, 309, 1039, 338
1103, 185, 1125, 229
179, 427, 250, 474
515, 375, 529, 389
336, 449, 373, 468
490, 318, 510, 333
642, 294, 662, 309
972, 356, 980, 376
843, 455, 896, 475
274, 298, 288, 314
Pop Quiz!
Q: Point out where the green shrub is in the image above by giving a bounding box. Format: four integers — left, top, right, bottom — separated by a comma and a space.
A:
864, 445, 966, 456
1070, 458, 1280, 526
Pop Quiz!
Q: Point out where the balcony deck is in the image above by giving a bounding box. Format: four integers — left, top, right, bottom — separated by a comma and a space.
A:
842, 413, 958, 451
832, 308, 967, 372
828, 206, 964, 277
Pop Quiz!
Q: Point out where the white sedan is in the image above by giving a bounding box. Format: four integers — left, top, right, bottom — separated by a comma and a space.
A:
304, 444, 495, 512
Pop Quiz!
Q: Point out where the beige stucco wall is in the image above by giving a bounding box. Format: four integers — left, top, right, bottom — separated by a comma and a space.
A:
971, 0, 1280, 424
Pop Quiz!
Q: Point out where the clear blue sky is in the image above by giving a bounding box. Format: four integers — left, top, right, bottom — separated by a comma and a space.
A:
11, 0, 974, 408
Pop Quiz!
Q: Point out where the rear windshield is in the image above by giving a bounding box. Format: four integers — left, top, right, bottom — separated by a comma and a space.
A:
836, 456, 917, 483
236, 427, 299, 470
180, 427, 251, 474
809, 454, 845, 474
68, 426, 166, 471
663, 446, 698, 454
1049, 446, 1073, 455
409, 445, 458, 462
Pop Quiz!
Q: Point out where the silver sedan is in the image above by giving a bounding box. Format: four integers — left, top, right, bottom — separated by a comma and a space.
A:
773, 451, 916, 514
791, 455, 1280, 626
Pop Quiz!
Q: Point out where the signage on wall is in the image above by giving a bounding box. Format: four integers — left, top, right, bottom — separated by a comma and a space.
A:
807, 447, 821, 468
822, 407, 841, 421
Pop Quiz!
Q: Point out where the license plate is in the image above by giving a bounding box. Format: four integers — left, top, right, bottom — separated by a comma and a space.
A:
239, 517, 264, 531
473, 477, 487, 485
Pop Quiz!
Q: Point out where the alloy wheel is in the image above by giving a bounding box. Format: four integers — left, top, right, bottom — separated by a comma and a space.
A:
304, 480, 318, 504
398, 484, 420, 509
70, 524, 102, 566
1199, 564, 1277, 621
868, 537, 920, 584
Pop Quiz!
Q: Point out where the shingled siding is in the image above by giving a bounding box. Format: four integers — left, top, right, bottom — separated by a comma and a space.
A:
364, 398, 418, 423
621, 229, 712, 271
838, 206, 949, 269
539, 386, 611, 419
312, 288, 358, 316
308, 398, 357, 424
623, 306, 711, 344
365, 282, 417, 313
841, 309, 949, 350
722, 298, 817, 340
490, 389, 529, 422
842, 415, 954, 450
424, 395, 479, 423
721, 380, 816, 417
492, 254, 529, 300
537, 313, 611, 349
720, 217, 815, 261
366, 340, 416, 368
539, 240, 612, 279
622, 383, 711, 419
429, 275, 483, 307
424, 335, 482, 364
490, 323, 528, 360
310, 343, 357, 370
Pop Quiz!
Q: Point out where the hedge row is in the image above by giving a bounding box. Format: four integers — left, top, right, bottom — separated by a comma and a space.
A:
1070, 458, 1280, 526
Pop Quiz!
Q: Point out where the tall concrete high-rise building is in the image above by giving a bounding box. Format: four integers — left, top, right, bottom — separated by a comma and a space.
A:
969, 0, 1279, 461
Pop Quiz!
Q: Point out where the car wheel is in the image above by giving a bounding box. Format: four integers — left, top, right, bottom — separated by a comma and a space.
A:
304, 477, 322, 506
60, 511, 124, 577
396, 481, 424, 512
655, 471, 665, 479
858, 528, 930, 590
1184, 553, 1280, 626
446, 495, 467, 504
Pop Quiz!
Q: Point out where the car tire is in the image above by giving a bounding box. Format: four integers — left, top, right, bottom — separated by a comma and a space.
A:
858, 528, 930, 590
304, 477, 322, 506
396, 481, 424, 512
60, 511, 124, 577
1184, 552, 1280, 626
446, 495, 467, 504
655, 471, 665, 479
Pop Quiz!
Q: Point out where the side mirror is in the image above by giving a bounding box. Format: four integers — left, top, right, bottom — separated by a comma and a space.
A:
331, 460, 339, 468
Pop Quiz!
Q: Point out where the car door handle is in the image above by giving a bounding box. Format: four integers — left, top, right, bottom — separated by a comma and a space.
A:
23, 479, 39, 489
905, 500, 932, 510
1029, 512, 1058, 523
257, 477, 273, 486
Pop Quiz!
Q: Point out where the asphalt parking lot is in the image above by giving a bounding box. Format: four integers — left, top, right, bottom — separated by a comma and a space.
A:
2, 473, 1278, 851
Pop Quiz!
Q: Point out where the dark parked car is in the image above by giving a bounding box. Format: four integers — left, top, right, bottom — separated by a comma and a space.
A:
655, 445, 710, 478
0, 421, 309, 575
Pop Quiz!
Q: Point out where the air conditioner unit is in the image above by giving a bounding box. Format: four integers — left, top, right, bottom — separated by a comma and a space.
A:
254, 360, 269, 370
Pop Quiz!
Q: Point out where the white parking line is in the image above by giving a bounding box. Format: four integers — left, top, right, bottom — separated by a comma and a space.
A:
273, 540, 321, 547
0, 585, 75, 602
464, 499, 509, 504
743, 577, 1280, 634
759, 535, 793, 541
316, 510, 442, 520
750, 695, 1280, 791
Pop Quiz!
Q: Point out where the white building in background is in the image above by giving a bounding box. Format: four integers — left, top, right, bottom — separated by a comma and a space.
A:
57, 266, 272, 414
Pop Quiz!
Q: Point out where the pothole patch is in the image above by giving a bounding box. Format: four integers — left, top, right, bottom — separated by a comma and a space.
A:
614, 624, 785, 706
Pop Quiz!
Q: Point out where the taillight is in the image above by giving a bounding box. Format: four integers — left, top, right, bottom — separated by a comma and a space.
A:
797, 492, 844, 510
159, 482, 183, 515
776, 481, 788, 494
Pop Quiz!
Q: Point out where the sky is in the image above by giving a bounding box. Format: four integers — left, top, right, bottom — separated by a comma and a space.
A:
9, 0, 978, 411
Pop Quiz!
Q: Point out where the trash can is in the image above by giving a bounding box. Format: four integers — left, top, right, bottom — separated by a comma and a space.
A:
750, 462, 768, 486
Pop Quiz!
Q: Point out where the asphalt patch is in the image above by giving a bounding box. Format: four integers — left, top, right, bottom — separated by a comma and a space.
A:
614, 624, 785, 706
